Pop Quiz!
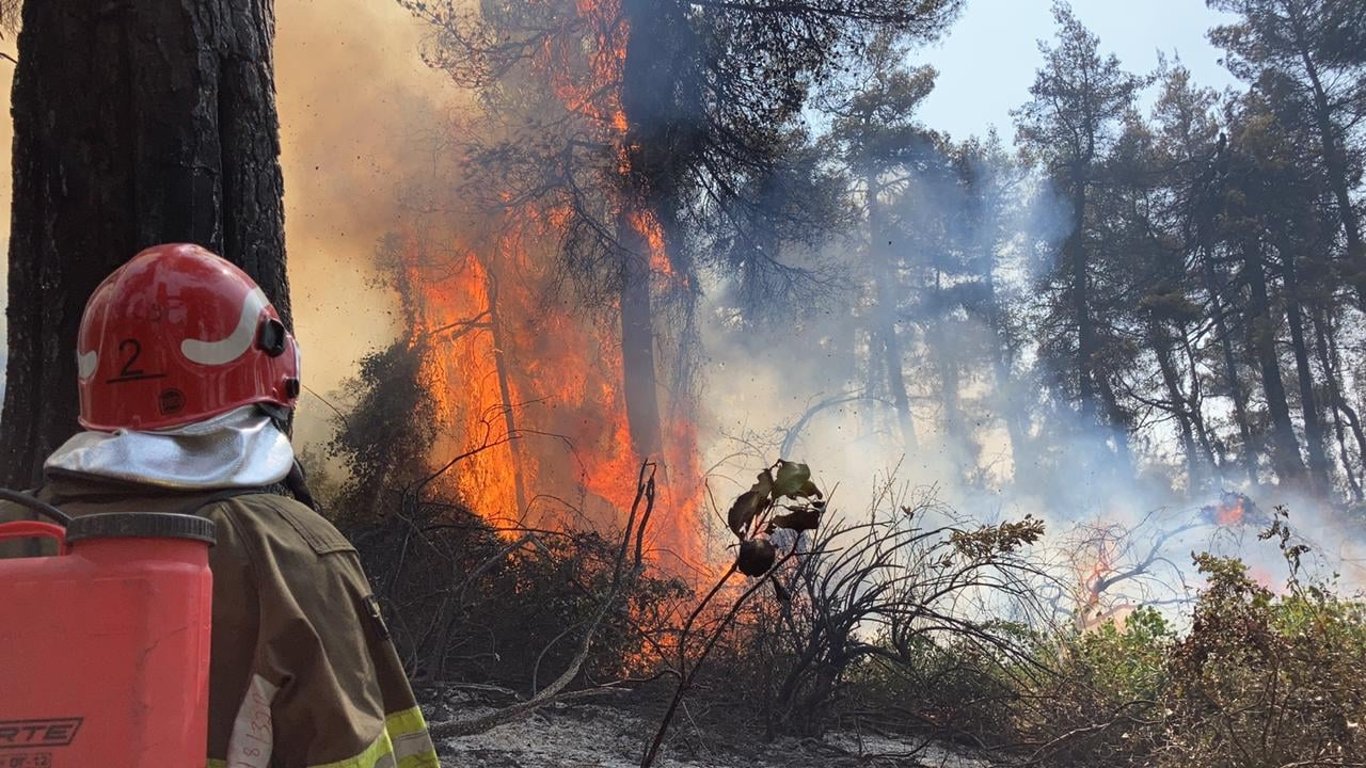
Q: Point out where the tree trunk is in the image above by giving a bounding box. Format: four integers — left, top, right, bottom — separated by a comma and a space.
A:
1067, 176, 1131, 471
1242, 238, 1306, 486
930, 318, 975, 483
1279, 246, 1332, 495
1151, 320, 1203, 490
616, 215, 663, 460
865, 171, 917, 454
1178, 326, 1221, 478
1312, 307, 1366, 500
616, 0, 698, 464
484, 264, 528, 517
1067, 181, 1096, 421
977, 257, 1033, 483
1199, 243, 1258, 484
1, 0, 289, 489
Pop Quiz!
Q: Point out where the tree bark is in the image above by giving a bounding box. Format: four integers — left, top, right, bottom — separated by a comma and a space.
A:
930, 317, 975, 483
1151, 320, 1204, 490
1, 0, 289, 489
1066, 180, 1096, 421
1279, 245, 1332, 495
1312, 307, 1366, 500
1199, 242, 1258, 484
616, 0, 698, 463
1177, 328, 1220, 478
616, 215, 663, 460
1241, 238, 1306, 486
1067, 176, 1131, 471
484, 264, 528, 517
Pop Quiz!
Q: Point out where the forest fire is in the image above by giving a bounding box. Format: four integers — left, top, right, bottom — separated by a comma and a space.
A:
1201, 491, 1261, 528
400, 0, 706, 572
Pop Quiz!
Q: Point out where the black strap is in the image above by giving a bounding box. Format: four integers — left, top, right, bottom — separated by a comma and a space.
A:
0, 488, 72, 525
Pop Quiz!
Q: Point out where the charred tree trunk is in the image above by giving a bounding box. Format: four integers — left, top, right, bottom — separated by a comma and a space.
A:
1, 0, 289, 489
484, 265, 528, 516
616, 0, 700, 463
616, 217, 663, 460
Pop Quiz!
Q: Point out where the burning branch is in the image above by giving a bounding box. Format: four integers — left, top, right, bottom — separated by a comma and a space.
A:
1065, 510, 1201, 630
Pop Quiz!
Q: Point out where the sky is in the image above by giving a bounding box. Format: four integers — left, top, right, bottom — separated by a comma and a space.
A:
918, 0, 1242, 141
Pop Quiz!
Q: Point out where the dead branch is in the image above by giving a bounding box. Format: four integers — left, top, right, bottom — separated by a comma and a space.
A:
426, 462, 659, 738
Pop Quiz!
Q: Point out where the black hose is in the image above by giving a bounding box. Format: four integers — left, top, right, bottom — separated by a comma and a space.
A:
0, 488, 73, 526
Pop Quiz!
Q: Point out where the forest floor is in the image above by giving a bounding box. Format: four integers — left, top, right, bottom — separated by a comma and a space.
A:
428, 694, 1001, 768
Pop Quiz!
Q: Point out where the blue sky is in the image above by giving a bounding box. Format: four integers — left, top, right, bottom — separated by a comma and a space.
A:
917, 0, 1242, 141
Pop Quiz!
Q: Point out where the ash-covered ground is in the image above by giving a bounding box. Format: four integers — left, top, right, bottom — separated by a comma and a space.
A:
426, 695, 999, 768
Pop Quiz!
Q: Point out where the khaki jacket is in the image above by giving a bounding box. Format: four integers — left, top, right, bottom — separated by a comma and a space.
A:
3, 477, 441, 768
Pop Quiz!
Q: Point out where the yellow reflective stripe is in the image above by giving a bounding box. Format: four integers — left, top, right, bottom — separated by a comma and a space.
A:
386, 706, 440, 767
386, 705, 429, 736
307, 727, 395, 768
209, 707, 438, 768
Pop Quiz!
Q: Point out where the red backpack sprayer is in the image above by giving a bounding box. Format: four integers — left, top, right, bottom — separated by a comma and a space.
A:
0, 489, 215, 767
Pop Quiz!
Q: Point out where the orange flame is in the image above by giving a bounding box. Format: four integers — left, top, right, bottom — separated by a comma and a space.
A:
401, 0, 707, 573
1213, 497, 1244, 527
1073, 530, 1133, 631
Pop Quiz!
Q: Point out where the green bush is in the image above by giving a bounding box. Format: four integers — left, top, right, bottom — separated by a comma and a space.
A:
1157, 554, 1366, 767
1015, 608, 1171, 766
1014, 517, 1366, 768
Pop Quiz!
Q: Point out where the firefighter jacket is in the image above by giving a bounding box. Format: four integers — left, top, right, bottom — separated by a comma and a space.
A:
8, 476, 442, 768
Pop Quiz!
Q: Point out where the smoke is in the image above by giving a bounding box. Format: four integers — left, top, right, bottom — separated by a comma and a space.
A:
696, 142, 1366, 626
274, 0, 463, 447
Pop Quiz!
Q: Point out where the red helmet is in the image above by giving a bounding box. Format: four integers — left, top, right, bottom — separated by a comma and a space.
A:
76, 243, 301, 432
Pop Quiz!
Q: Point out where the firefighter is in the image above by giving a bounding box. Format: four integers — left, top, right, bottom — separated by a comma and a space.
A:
36, 243, 440, 767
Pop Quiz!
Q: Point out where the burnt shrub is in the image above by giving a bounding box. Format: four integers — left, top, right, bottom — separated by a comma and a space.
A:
346, 497, 690, 692
669, 499, 1047, 744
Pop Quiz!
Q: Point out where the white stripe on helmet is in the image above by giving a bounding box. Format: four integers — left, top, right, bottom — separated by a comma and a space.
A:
77, 350, 99, 379
181, 287, 269, 366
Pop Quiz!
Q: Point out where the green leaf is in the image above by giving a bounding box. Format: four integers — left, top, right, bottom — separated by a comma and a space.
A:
772, 460, 812, 498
